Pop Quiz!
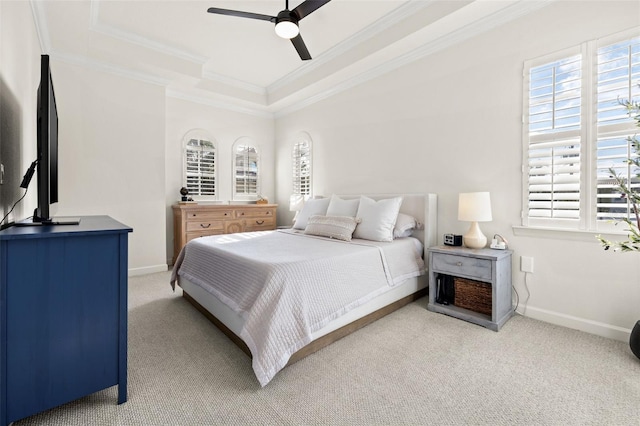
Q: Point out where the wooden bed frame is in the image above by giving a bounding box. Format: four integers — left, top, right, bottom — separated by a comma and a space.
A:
183, 287, 428, 366
178, 193, 437, 369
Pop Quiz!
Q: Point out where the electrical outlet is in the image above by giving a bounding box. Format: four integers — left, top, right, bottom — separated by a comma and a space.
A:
521, 256, 534, 273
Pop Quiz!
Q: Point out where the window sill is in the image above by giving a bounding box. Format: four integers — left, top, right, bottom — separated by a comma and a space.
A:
512, 225, 628, 243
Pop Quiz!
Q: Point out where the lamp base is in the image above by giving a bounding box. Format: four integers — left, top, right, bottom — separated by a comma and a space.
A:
463, 221, 487, 249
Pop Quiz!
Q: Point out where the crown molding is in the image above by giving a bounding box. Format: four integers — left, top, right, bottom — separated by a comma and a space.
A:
166, 88, 274, 119
380, 0, 556, 77
53, 51, 171, 87
275, 0, 555, 118
30, 2, 169, 88
89, 0, 208, 65
89, 0, 267, 96
201, 69, 267, 96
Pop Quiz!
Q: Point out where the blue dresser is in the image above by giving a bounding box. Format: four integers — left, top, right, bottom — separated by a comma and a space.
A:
0, 216, 132, 425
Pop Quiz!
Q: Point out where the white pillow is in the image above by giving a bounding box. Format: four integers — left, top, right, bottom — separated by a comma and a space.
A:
353, 196, 403, 242
293, 197, 330, 230
393, 213, 418, 239
304, 215, 360, 241
326, 195, 360, 218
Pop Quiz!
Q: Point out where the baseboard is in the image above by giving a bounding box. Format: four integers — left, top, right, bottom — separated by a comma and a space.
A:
519, 305, 632, 342
128, 264, 168, 277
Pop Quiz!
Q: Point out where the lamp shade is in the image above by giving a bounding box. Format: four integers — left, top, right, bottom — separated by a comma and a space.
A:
458, 192, 492, 222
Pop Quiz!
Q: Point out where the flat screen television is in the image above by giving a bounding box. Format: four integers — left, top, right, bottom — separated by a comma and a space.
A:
34, 54, 58, 223
15, 55, 78, 226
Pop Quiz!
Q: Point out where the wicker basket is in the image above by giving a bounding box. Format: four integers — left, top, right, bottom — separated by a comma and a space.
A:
454, 277, 492, 316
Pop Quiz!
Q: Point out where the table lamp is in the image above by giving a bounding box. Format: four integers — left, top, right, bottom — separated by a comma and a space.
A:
458, 192, 492, 249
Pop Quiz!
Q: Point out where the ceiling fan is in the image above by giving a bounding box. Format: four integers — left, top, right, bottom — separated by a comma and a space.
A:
207, 0, 331, 60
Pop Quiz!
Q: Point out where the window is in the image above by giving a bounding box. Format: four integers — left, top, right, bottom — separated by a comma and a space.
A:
292, 133, 312, 197
523, 31, 640, 232
183, 130, 217, 199
596, 39, 640, 223
233, 138, 259, 200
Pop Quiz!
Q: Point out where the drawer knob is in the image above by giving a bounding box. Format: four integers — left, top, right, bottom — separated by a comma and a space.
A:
241, 212, 245, 216
200, 223, 211, 229
224, 213, 228, 216
256, 220, 264, 225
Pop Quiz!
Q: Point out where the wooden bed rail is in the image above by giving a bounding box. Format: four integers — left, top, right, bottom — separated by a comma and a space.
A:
182, 287, 428, 367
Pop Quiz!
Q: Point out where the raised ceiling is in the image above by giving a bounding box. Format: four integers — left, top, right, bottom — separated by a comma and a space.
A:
31, 0, 552, 116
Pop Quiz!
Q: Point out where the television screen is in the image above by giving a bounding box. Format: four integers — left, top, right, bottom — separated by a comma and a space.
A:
9, 55, 77, 228
34, 54, 58, 223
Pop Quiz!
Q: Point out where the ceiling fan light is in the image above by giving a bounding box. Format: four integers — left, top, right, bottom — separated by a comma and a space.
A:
275, 20, 299, 39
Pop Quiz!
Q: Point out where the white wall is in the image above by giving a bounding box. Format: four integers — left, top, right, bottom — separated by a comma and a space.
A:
274, 1, 640, 341
164, 97, 275, 263
0, 1, 41, 222
52, 61, 168, 275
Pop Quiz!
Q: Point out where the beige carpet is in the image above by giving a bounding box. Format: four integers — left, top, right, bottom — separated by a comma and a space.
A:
14, 271, 640, 425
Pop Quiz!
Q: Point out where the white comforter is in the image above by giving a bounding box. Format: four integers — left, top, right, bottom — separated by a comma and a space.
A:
171, 229, 424, 386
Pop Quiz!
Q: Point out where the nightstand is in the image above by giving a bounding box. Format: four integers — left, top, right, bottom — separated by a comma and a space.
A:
427, 246, 513, 331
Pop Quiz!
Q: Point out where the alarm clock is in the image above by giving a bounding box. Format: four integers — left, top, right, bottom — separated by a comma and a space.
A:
444, 234, 463, 246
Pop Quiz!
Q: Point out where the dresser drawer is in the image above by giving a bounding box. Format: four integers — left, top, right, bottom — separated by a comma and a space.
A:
186, 220, 225, 232
187, 210, 233, 221
431, 252, 492, 281
244, 217, 276, 231
186, 229, 224, 242
235, 208, 275, 219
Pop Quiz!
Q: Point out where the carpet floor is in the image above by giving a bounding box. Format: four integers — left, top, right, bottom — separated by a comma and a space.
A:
14, 270, 640, 425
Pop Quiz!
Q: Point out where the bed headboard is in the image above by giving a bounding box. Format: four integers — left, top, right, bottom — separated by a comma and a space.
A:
337, 193, 438, 258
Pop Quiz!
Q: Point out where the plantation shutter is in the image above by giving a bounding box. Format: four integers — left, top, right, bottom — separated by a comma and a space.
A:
235, 144, 259, 196
528, 139, 581, 218
596, 37, 640, 222
526, 54, 582, 222
185, 138, 216, 196
292, 140, 311, 196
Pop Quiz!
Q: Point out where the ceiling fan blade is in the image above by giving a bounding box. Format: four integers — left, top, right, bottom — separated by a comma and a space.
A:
292, 0, 331, 20
207, 7, 276, 23
291, 34, 312, 60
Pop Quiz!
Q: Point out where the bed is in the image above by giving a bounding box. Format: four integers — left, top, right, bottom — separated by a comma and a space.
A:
170, 193, 437, 386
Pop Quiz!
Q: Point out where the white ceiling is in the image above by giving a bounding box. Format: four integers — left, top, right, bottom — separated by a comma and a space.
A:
31, 0, 553, 116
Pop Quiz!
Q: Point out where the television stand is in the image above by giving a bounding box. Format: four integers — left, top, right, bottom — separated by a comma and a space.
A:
0, 215, 131, 426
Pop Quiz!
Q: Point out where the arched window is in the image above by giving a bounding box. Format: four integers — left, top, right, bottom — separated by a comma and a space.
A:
183, 129, 217, 199
292, 133, 312, 197
233, 138, 259, 200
